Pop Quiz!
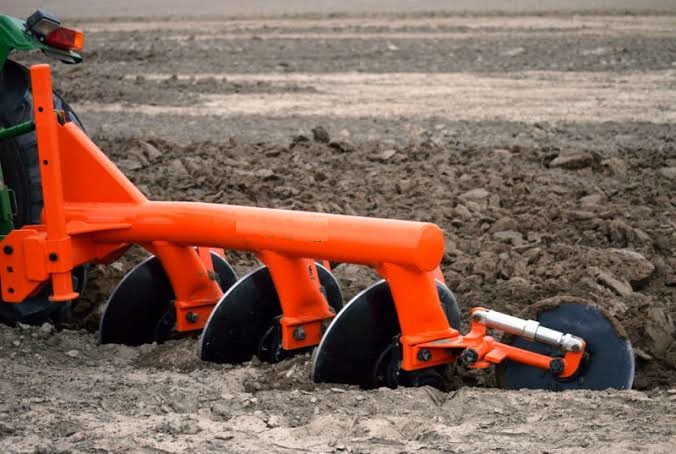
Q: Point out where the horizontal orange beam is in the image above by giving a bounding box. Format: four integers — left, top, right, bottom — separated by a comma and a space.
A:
65, 202, 445, 271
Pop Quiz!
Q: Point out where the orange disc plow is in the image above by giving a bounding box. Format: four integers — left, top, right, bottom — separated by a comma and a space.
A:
0, 65, 635, 390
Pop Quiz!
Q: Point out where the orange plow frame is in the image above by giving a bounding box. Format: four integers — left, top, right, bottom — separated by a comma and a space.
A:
0, 65, 585, 377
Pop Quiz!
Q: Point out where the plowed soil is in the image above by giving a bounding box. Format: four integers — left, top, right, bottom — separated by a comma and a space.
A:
1, 12, 675, 454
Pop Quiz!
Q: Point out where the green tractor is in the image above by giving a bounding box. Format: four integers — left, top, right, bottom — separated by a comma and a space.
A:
0, 10, 86, 325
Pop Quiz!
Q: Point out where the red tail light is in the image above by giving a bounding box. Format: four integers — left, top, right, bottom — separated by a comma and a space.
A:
45, 26, 84, 52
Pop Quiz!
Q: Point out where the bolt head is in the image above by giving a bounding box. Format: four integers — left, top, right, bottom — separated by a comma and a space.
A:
417, 349, 432, 362
186, 312, 198, 323
549, 358, 565, 376
293, 326, 306, 341
459, 349, 478, 366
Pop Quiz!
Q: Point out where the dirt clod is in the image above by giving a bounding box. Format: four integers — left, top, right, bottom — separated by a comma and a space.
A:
590, 267, 634, 297
589, 248, 656, 289
312, 125, 331, 143
549, 151, 594, 170
37, 323, 54, 339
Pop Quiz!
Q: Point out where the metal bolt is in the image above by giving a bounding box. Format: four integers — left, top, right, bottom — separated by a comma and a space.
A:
3, 245, 13, 255
186, 312, 199, 323
48, 253, 58, 262
458, 349, 479, 366
417, 349, 432, 362
293, 326, 306, 341
549, 358, 565, 376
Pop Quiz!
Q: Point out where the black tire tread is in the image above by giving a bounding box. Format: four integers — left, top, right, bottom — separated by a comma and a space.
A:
0, 59, 84, 225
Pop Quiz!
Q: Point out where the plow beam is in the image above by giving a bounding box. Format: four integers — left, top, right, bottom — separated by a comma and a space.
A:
64, 201, 444, 271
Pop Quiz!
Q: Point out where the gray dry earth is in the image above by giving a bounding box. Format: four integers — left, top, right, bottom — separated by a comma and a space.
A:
1, 9, 676, 454
2, 1, 676, 18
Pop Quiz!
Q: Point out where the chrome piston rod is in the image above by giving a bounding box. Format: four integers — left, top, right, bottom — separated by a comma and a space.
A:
472, 309, 584, 352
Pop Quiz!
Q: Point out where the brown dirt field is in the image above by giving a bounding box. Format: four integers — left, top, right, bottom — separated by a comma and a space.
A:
1, 12, 675, 454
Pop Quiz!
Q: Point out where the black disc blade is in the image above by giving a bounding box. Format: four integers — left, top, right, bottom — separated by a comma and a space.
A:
311, 279, 459, 388
99, 256, 172, 346
437, 282, 461, 331
200, 263, 343, 364
316, 262, 343, 313
211, 253, 239, 293
495, 302, 634, 390
199, 266, 280, 363
99, 252, 237, 346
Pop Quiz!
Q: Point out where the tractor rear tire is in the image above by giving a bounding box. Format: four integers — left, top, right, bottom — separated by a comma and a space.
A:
0, 59, 86, 326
